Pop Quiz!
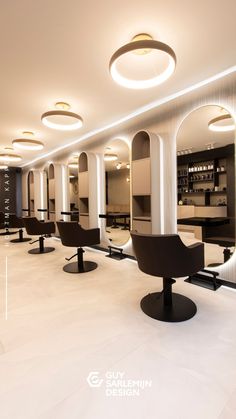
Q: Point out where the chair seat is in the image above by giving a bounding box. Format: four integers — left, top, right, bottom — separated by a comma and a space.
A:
204, 236, 235, 248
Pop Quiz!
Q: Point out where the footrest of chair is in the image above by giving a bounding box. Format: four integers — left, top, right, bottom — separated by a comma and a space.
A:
106, 245, 126, 260
185, 269, 221, 291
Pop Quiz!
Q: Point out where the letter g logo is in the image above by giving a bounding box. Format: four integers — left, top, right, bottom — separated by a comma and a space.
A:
87, 372, 103, 388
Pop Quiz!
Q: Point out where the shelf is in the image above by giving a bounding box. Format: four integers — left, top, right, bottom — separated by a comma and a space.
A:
180, 191, 227, 195
189, 179, 213, 183
215, 170, 227, 174
188, 169, 213, 174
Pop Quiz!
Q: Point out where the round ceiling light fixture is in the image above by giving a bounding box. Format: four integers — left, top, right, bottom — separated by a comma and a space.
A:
41, 102, 83, 131
104, 153, 118, 161
109, 33, 176, 89
12, 134, 44, 150
208, 114, 235, 132
0, 153, 22, 162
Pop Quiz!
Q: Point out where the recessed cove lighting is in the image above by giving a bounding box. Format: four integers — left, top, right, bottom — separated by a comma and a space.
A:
0, 153, 22, 162
208, 114, 235, 132
109, 33, 176, 89
41, 102, 83, 131
104, 153, 118, 161
0, 165, 8, 169
12, 139, 44, 151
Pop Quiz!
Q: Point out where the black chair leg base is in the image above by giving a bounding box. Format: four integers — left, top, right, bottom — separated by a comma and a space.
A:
63, 261, 98, 274
10, 237, 32, 243
140, 292, 197, 323
0, 230, 18, 236
28, 247, 55, 254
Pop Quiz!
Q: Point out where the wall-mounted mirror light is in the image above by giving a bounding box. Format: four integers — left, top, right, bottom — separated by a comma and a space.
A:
104, 139, 130, 246
177, 105, 235, 268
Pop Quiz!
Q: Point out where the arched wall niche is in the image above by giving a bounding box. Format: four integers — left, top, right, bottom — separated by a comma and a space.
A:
131, 129, 164, 235
27, 170, 35, 216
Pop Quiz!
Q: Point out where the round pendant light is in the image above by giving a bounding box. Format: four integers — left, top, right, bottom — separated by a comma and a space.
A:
0, 153, 22, 162
208, 114, 235, 132
109, 33, 176, 89
12, 138, 44, 151
41, 102, 83, 131
104, 153, 118, 161
0, 165, 8, 169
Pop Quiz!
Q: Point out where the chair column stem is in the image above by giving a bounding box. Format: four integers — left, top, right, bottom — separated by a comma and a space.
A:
163, 277, 174, 307
77, 247, 85, 271
223, 248, 231, 262
39, 236, 44, 252
19, 229, 23, 241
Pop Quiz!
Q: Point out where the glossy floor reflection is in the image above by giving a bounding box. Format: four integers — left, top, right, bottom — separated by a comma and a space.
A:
0, 233, 236, 419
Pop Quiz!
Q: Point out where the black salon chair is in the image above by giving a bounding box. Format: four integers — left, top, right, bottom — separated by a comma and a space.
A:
23, 217, 55, 254
131, 232, 205, 322
0, 211, 18, 236
9, 214, 31, 243
57, 221, 100, 273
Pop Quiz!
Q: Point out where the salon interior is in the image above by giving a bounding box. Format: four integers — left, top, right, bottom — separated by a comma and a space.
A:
0, 2, 236, 418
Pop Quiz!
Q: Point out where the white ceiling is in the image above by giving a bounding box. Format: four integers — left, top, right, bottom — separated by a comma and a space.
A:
0, 0, 236, 166
177, 105, 235, 152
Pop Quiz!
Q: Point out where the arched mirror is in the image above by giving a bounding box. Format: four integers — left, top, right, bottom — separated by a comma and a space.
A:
104, 139, 130, 246
68, 158, 79, 221
177, 105, 235, 268
27, 171, 34, 216
48, 163, 55, 220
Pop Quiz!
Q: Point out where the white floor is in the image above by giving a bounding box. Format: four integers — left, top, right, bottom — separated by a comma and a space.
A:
1, 234, 236, 419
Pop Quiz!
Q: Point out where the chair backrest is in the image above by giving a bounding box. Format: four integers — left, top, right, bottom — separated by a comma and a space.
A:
131, 231, 204, 278
9, 214, 23, 228
23, 217, 55, 235
57, 221, 100, 248
23, 217, 42, 235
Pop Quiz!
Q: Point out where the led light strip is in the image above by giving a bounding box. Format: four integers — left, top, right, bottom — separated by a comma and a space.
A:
21, 65, 236, 168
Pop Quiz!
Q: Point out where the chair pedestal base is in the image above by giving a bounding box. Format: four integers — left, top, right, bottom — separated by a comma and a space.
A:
63, 261, 97, 273
140, 292, 197, 322
0, 229, 18, 236
11, 237, 32, 243
29, 247, 55, 254
10, 229, 31, 243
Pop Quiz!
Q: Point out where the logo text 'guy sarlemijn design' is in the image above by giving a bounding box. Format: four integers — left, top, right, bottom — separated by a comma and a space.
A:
87, 371, 152, 397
